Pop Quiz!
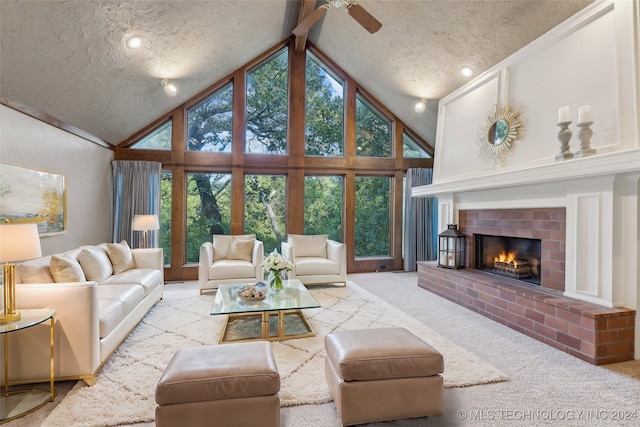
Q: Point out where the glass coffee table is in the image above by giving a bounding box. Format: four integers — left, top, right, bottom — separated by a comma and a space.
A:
211, 279, 320, 343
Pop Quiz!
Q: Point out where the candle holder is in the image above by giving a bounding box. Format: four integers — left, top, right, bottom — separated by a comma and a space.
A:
574, 121, 596, 158
555, 121, 573, 161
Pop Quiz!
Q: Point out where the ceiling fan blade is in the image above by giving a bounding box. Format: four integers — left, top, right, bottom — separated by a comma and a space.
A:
293, 6, 328, 36
346, 2, 382, 34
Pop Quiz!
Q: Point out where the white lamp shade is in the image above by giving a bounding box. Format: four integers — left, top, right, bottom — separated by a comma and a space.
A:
0, 224, 42, 262
132, 215, 160, 231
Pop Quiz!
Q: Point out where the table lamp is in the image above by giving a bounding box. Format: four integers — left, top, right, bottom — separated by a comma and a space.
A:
0, 223, 42, 323
132, 214, 159, 249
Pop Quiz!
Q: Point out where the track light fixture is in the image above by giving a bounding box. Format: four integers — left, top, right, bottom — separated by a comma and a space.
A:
160, 79, 177, 97
414, 98, 428, 113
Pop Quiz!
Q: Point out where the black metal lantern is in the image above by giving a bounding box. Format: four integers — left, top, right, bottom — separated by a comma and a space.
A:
438, 224, 466, 269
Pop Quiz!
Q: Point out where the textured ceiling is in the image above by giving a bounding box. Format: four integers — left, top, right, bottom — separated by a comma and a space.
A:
0, 0, 592, 146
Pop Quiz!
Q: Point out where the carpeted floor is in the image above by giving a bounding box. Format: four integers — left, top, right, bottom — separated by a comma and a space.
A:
6, 271, 640, 426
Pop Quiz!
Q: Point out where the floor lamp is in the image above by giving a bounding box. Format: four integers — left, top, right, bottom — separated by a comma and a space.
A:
0, 224, 42, 323
132, 215, 159, 249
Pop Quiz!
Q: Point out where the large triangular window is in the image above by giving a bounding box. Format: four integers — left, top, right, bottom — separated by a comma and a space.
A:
187, 83, 233, 152
245, 48, 289, 154
355, 93, 391, 157
305, 52, 344, 156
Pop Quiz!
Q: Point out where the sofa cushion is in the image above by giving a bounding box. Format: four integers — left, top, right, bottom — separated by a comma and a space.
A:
294, 257, 338, 276
78, 247, 114, 283
102, 269, 163, 295
106, 240, 135, 274
49, 254, 87, 283
209, 259, 256, 280
288, 234, 327, 258
17, 256, 54, 284
227, 238, 255, 262
97, 284, 145, 338
212, 234, 256, 261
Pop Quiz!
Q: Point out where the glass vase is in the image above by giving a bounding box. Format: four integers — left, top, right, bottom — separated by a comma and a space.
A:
268, 270, 285, 292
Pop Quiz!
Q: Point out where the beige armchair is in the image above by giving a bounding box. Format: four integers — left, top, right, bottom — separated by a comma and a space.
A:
199, 234, 264, 294
281, 234, 346, 286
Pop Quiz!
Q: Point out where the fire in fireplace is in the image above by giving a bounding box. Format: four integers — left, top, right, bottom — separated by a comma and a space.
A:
475, 234, 542, 285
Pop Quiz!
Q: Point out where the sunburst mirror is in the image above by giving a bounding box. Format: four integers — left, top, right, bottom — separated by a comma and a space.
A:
476, 104, 521, 162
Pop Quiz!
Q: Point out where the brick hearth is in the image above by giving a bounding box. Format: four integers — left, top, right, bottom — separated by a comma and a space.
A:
418, 262, 635, 365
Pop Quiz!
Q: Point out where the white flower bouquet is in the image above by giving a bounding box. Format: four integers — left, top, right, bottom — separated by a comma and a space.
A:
262, 249, 293, 290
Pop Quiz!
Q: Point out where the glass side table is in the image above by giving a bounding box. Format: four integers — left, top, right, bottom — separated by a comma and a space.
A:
1, 308, 56, 423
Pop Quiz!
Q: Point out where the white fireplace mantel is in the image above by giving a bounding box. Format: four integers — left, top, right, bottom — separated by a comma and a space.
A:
412, 149, 640, 198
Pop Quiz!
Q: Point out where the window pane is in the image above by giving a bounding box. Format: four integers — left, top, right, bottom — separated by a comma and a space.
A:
245, 174, 286, 254
355, 176, 390, 257
305, 53, 344, 156
187, 83, 233, 152
246, 49, 289, 154
185, 173, 232, 263
131, 120, 172, 150
160, 171, 172, 266
304, 176, 343, 241
355, 94, 391, 157
403, 132, 431, 158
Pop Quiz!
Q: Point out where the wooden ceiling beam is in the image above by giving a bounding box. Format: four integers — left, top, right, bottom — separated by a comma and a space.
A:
294, 0, 316, 53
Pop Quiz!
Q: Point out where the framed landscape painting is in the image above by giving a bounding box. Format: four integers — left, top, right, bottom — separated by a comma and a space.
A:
0, 163, 66, 236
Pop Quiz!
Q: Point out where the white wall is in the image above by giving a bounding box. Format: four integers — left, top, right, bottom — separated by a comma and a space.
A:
433, 0, 638, 184
0, 105, 113, 255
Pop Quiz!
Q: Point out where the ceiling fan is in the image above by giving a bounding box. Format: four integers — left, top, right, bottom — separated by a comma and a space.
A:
293, 0, 382, 37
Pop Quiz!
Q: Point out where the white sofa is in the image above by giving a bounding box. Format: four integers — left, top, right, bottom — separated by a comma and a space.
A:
281, 234, 346, 286
0, 242, 164, 386
199, 234, 264, 294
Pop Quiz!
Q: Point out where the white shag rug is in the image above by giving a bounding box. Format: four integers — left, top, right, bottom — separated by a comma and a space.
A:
42, 282, 508, 427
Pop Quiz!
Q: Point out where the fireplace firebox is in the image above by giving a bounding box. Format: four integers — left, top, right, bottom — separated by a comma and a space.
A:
475, 234, 541, 285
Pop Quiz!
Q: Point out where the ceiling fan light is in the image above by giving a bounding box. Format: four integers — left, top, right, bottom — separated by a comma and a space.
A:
414, 98, 428, 113
160, 79, 177, 97
459, 66, 473, 77
126, 35, 143, 49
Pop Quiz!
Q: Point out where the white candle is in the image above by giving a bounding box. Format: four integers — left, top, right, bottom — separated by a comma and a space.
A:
578, 105, 591, 123
558, 106, 570, 123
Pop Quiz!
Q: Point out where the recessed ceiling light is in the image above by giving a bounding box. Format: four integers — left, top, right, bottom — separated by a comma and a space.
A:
126, 35, 143, 49
459, 66, 473, 77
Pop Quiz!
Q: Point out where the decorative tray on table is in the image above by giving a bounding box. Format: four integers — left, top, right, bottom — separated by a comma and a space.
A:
237, 286, 267, 301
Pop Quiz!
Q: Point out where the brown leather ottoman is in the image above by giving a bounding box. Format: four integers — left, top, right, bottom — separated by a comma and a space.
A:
325, 327, 444, 426
155, 342, 280, 427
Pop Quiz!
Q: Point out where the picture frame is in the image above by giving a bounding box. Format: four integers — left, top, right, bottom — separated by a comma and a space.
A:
0, 163, 66, 236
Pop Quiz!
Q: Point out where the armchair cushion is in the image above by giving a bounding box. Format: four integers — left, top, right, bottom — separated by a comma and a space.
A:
287, 234, 327, 258
209, 259, 257, 281
227, 238, 255, 262
213, 234, 256, 261
294, 258, 338, 276
50, 254, 87, 283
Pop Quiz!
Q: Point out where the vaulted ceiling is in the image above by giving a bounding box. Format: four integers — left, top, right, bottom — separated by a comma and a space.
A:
0, 0, 592, 147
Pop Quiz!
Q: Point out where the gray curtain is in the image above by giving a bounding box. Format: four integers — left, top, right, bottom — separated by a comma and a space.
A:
111, 161, 161, 247
403, 168, 437, 271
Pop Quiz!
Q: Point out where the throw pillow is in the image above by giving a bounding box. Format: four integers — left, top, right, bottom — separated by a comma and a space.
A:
50, 254, 87, 283
106, 240, 135, 274
78, 247, 114, 282
227, 238, 255, 262
17, 258, 54, 283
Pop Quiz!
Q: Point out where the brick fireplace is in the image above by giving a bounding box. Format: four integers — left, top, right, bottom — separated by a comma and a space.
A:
418, 206, 635, 365
412, 151, 640, 364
